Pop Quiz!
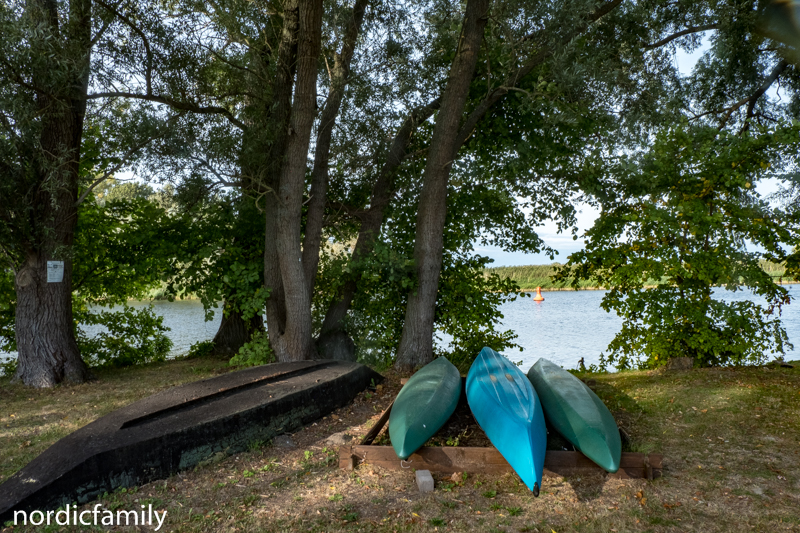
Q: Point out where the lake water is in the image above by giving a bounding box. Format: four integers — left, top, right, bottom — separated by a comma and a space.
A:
500, 285, 799, 370
2, 287, 799, 370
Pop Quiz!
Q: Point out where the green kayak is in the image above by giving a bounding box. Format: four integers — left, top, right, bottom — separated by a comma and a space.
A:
527, 358, 621, 473
389, 357, 461, 460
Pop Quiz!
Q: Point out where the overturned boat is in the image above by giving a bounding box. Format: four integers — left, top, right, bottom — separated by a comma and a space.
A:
0, 360, 381, 522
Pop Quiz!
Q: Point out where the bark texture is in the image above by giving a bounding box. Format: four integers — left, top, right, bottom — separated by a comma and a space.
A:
13, 0, 93, 387
262, 0, 299, 360
269, 0, 324, 361
211, 303, 265, 355
394, 0, 490, 371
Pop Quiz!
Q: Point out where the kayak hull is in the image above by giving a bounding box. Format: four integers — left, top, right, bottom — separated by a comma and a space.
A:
527, 358, 621, 473
466, 347, 547, 494
389, 357, 461, 460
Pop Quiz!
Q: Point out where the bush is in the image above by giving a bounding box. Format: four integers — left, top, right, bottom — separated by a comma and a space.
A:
0, 357, 17, 378
562, 123, 798, 369
229, 330, 275, 367
186, 340, 216, 359
77, 306, 173, 367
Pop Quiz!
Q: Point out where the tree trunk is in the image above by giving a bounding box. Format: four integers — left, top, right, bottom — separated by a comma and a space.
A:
270, 0, 323, 362
212, 302, 265, 355
394, 0, 490, 371
301, 0, 369, 297
13, 0, 93, 387
262, 0, 298, 359
316, 98, 441, 358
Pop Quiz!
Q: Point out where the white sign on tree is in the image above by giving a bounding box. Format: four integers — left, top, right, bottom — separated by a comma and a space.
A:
47, 261, 64, 283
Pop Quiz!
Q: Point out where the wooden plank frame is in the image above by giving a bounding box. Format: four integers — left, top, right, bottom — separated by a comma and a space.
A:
340, 394, 663, 480
340, 445, 662, 480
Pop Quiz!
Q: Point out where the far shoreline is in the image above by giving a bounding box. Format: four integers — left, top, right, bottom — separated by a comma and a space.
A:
516, 279, 797, 292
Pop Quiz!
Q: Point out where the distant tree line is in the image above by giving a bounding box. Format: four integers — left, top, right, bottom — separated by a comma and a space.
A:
488, 259, 791, 290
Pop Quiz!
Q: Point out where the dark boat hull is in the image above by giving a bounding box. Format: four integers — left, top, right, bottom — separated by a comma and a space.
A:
0, 360, 381, 522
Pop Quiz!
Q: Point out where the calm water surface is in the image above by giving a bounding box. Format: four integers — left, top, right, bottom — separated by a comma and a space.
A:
3, 287, 799, 370
499, 285, 800, 370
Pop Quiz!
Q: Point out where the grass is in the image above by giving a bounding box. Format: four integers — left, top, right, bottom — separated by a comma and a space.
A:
0, 354, 235, 483
484, 263, 597, 290
2, 357, 800, 532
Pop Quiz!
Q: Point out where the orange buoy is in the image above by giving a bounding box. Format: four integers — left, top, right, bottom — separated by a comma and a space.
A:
533, 286, 544, 302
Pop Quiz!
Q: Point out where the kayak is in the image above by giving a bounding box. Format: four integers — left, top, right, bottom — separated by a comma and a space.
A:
527, 358, 621, 473
466, 347, 547, 495
389, 357, 461, 460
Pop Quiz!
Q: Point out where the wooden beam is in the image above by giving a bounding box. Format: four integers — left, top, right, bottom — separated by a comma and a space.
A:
359, 400, 393, 445
340, 445, 662, 479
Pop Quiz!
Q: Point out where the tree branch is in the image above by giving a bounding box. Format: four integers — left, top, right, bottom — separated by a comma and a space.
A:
95, 0, 153, 95
89, 1, 246, 130
75, 114, 183, 206
188, 155, 239, 187
743, 59, 789, 130
84, 91, 245, 129
643, 23, 718, 50
89, 0, 125, 48
691, 59, 789, 131
455, 0, 624, 149
200, 42, 258, 77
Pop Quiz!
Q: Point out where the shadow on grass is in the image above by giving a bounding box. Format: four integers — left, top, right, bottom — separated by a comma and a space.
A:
564, 471, 608, 502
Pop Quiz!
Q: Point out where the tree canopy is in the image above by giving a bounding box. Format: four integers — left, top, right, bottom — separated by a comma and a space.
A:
2, 0, 800, 386
559, 122, 800, 369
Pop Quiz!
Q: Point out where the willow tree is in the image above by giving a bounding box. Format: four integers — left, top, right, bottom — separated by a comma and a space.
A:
0, 0, 96, 387
309, 0, 800, 371
0, 0, 240, 387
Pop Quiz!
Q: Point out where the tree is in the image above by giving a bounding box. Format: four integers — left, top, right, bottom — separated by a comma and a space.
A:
162, 191, 267, 356
393, 0, 491, 370
559, 123, 800, 368
0, 0, 237, 386
1, 190, 178, 372
0, 0, 96, 386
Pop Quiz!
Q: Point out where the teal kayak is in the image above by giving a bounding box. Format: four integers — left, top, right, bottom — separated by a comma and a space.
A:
389, 357, 461, 460
466, 347, 547, 496
527, 358, 621, 473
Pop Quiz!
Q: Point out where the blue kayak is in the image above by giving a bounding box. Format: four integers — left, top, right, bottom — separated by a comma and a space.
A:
466, 347, 547, 495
